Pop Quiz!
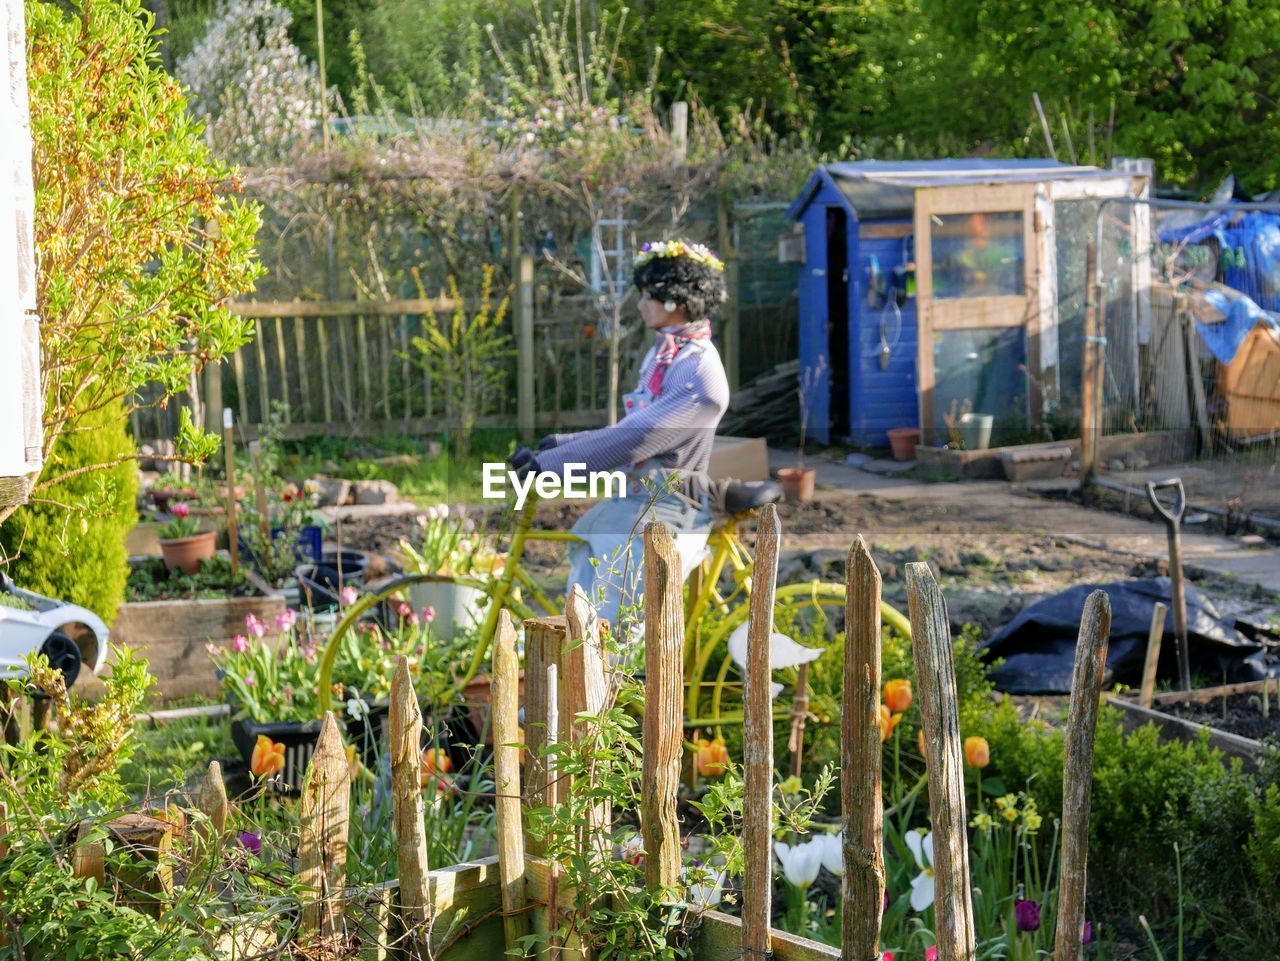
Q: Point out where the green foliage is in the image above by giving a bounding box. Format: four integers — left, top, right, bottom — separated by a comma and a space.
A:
17, 0, 263, 521
1249, 783, 1280, 902
408, 266, 514, 458
124, 556, 252, 602
0, 401, 138, 623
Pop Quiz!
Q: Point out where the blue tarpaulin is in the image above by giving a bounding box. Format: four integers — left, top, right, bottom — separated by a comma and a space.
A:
1199, 288, 1278, 364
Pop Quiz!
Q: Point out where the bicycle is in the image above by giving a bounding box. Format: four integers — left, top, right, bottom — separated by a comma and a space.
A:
316, 481, 911, 732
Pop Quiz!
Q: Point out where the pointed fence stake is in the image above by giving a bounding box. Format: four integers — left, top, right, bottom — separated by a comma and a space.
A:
843, 536, 885, 961
492, 610, 530, 953
1139, 601, 1165, 709
743, 504, 781, 959
907, 562, 976, 961
195, 760, 228, 839
299, 711, 351, 940
1053, 591, 1112, 961
391, 657, 432, 958
642, 523, 684, 895
564, 585, 610, 846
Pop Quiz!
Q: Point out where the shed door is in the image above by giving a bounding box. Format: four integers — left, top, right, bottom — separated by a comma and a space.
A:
913, 183, 1041, 445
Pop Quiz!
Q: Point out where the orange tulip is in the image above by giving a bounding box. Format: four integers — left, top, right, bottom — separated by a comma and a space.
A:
883, 679, 913, 714
346, 745, 359, 780
251, 735, 286, 779
422, 746, 452, 774
917, 728, 927, 758
695, 737, 730, 777
964, 736, 991, 769
879, 705, 902, 742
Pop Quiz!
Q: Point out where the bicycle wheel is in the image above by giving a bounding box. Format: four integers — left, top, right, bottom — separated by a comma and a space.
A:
683, 580, 911, 737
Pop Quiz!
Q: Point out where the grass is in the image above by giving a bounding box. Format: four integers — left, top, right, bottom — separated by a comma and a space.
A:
119, 709, 235, 799
278, 430, 519, 505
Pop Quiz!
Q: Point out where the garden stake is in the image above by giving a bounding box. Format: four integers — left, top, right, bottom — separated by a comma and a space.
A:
1139, 601, 1166, 709
523, 615, 568, 829
907, 562, 976, 961
545, 660, 562, 959
250, 442, 270, 548
1146, 478, 1191, 690
195, 760, 228, 839
222, 408, 239, 576
298, 711, 350, 941
563, 585, 609, 842
1053, 590, 1111, 961
787, 662, 810, 778
642, 523, 684, 894
391, 657, 432, 958
491, 610, 530, 952
743, 504, 781, 960
843, 535, 885, 961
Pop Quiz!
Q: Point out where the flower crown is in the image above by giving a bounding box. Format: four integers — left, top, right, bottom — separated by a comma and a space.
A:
633, 240, 725, 273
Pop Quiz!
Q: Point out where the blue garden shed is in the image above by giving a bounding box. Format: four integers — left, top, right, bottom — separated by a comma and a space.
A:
787, 159, 1149, 446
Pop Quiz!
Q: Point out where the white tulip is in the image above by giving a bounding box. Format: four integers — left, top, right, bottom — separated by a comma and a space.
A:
727, 622, 823, 676
775, 837, 824, 889
816, 831, 843, 876
906, 829, 935, 912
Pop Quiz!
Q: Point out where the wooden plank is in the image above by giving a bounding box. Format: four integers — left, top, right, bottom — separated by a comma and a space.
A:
299, 712, 351, 940
1139, 601, 1167, 709
1054, 590, 1111, 961
232, 298, 455, 319
642, 524, 685, 895
843, 535, 885, 960
518, 254, 536, 442
400, 311, 412, 420
906, 563, 976, 961
319, 316, 334, 423
379, 315, 392, 420
337, 313, 355, 423
918, 182, 1034, 215
1150, 677, 1277, 706
913, 189, 937, 443
274, 315, 290, 421
743, 504, 781, 959
693, 910, 840, 961
357, 313, 372, 419
391, 658, 432, 957
491, 610, 530, 952
254, 320, 271, 424
1079, 241, 1100, 486
563, 585, 610, 842
294, 315, 311, 421
232, 347, 250, 428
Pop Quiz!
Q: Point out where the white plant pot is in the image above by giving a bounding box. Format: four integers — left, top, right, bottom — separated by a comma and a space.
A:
959, 412, 994, 451
407, 580, 485, 638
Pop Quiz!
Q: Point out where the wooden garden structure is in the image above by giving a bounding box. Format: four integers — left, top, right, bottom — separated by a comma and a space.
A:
17, 506, 1115, 960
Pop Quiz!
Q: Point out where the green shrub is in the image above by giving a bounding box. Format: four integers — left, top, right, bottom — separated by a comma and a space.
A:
0, 401, 137, 623
1249, 783, 1280, 901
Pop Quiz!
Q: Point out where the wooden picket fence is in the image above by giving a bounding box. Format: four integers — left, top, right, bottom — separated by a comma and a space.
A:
27, 505, 1112, 960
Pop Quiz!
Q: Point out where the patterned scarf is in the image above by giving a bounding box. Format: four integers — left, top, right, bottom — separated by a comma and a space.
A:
645, 320, 712, 397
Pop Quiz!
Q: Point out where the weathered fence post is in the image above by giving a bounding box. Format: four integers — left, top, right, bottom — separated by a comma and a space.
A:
1053, 591, 1112, 961
299, 711, 351, 940
492, 609, 531, 953
843, 535, 885, 961
391, 657, 432, 958
743, 504, 781, 958
563, 585, 610, 846
642, 524, 684, 895
195, 760, 228, 841
524, 615, 569, 836
906, 563, 976, 961
1139, 600, 1166, 709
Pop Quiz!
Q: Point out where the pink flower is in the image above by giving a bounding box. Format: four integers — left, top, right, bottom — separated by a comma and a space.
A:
171, 501, 190, 519
301, 644, 318, 664
421, 606, 436, 623
407, 612, 420, 625
275, 609, 298, 632
205, 642, 222, 657
243, 671, 257, 687
340, 586, 359, 607
282, 685, 293, 703
396, 602, 413, 617
231, 635, 250, 654
244, 613, 267, 639
881, 953, 894, 961
925, 948, 938, 961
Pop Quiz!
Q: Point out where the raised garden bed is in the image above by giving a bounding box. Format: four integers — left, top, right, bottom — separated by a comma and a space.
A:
913, 431, 1185, 481
111, 556, 285, 702
1107, 691, 1270, 765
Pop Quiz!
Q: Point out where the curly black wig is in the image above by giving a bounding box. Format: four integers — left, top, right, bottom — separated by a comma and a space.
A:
632, 247, 728, 321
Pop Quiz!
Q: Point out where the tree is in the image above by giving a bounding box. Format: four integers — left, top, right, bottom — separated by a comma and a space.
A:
1, 0, 264, 528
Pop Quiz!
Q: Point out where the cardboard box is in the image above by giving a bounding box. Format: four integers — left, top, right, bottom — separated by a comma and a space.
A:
708, 435, 769, 481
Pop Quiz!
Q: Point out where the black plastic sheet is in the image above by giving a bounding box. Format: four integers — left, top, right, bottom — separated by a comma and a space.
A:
979, 578, 1275, 694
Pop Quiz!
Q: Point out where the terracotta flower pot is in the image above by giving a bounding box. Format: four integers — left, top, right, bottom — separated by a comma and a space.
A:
776, 466, 816, 503
887, 427, 921, 461
159, 530, 217, 575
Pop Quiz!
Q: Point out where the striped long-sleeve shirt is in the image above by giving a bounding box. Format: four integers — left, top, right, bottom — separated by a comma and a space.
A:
536, 336, 730, 480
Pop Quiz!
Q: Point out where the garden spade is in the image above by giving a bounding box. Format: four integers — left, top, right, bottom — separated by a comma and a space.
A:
1146, 477, 1191, 691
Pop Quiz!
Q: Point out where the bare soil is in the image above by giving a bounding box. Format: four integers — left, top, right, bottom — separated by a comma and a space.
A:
1158, 692, 1280, 743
